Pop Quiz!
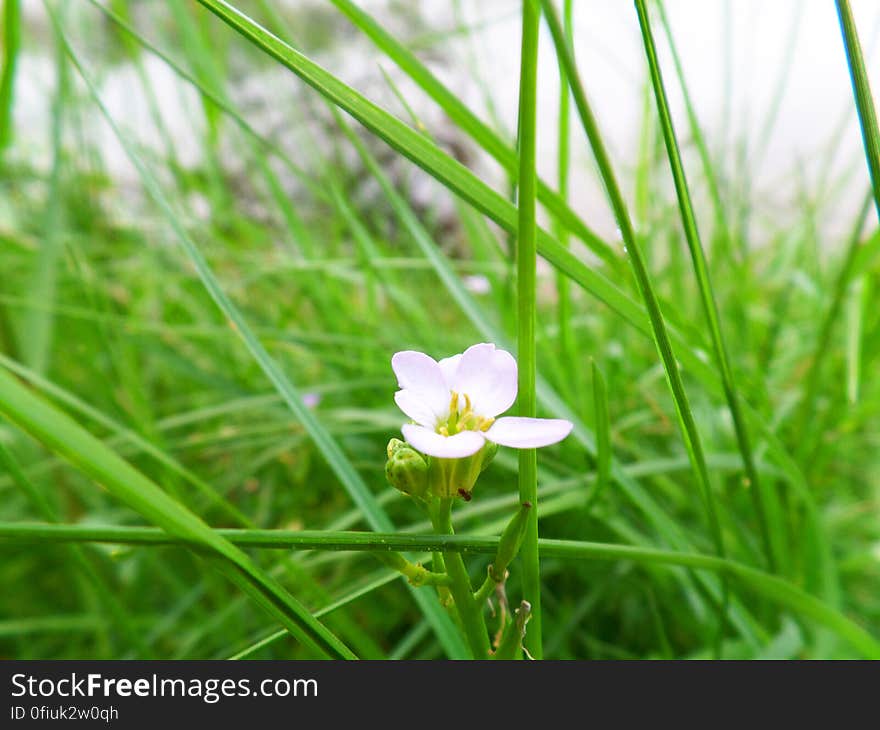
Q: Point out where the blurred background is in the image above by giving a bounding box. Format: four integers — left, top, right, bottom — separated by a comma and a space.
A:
8, 1, 880, 243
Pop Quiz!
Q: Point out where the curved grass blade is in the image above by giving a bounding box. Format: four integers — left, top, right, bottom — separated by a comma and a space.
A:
836, 0, 880, 220
541, 0, 727, 654
192, 1, 651, 335
48, 8, 465, 660
194, 0, 827, 615
0, 367, 355, 659
0, 353, 253, 527
635, 0, 776, 572
229, 570, 399, 660
333, 104, 776, 646
327, 0, 621, 270
539, 0, 725, 563
554, 0, 575, 362
654, 1, 734, 267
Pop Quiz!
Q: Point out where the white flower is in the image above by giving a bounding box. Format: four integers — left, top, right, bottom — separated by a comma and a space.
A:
392, 343, 573, 458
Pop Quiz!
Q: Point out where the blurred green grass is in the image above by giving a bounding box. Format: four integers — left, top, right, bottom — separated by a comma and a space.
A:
0, 0, 877, 659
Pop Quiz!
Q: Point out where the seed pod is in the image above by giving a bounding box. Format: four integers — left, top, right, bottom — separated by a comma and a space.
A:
490, 502, 532, 581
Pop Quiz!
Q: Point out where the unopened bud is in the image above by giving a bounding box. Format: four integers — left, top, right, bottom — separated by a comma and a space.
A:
385, 439, 428, 499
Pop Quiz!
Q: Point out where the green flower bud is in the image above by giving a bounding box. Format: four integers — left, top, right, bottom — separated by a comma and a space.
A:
386, 437, 408, 460
385, 439, 429, 499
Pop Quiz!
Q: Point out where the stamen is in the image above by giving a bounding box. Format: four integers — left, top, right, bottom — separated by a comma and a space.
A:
446, 391, 459, 433
437, 391, 489, 436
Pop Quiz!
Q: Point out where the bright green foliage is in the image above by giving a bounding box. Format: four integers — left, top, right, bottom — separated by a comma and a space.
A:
0, 0, 877, 660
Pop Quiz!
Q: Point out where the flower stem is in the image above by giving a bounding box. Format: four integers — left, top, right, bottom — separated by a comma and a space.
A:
516, 0, 542, 658
474, 573, 495, 606
373, 551, 452, 587
431, 499, 490, 658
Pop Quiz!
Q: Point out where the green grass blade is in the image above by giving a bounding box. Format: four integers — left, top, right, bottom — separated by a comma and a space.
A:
191, 1, 650, 336
541, 0, 728, 654
182, 0, 825, 642
515, 0, 541, 659
836, 0, 880, 220
230, 569, 401, 660
655, 1, 733, 265
554, 0, 575, 389
0, 367, 355, 659
635, 0, 776, 572
0, 441, 153, 656
540, 0, 725, 562
584, 360, 610, 512
49, 9, 464, 659
331, 111, 748, 632
19, 18, 66, 374
0, 0, 21, 151
327, 0, 620, 270
792, 192, 872, 450
191, 0, 766, 428
4, 521, 878, 659
0, 353, 254, 527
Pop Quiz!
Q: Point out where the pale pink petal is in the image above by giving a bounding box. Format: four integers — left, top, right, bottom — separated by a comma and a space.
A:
302, 392, 321, 409
391, 350, 450, 420
394, 389, 437, 428
484, 417, 573, 449
447, 343, 517, 418
463, 274, 491, 294
402, 424, 486, 458
437, 353, 462, 387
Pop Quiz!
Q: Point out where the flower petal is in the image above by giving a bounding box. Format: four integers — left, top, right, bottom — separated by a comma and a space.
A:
394, 389, 439, 428
447, 343, 517, 418
391, 350, 450, 421
402, 424, 486, 458
437, 353, 462, 387
484, 417, 573, 449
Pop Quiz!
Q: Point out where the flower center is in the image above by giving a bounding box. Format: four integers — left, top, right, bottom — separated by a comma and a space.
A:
436, 391, 494, 437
